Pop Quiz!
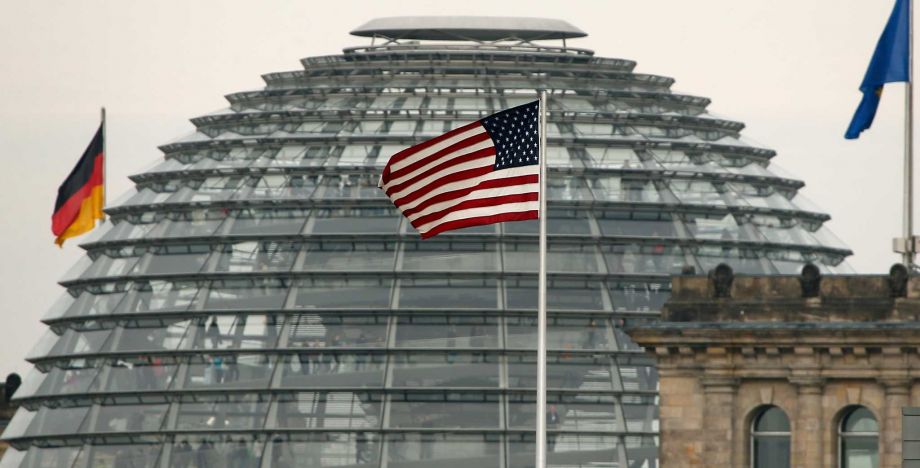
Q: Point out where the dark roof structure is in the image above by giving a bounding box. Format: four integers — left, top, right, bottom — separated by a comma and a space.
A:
350, 16, 587, 41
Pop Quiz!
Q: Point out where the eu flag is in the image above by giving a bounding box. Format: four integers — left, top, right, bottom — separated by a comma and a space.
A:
845, 0, 911, 139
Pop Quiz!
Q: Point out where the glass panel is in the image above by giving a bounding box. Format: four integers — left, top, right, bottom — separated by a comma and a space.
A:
622, 395, 659, 432
203, 279, 289, 310
390, 353, 499, 388
684, 212, 753, 242
104, 357, 179, 392
669, 179, 727, 206
168, 438, 263, 468
619, 364, 658, 392
264, 434, 378, 467
695, 246, 774, 274
596, 210, 680, 238
117, 281, 199, 314
184, 314, 282, 350
12, 447, 81, 468
279, 353, 386, 388
755, 406, 790, 432
753, 437, 791, 468
273, 392, 382, 429
592, 176, 662, 203
87, 403, 168, 432
512, 435, 620, 468
98, 220, 156, 244
506, 279, 607, 311
548, 175, 593, 200
41, 293, 77, 321
503, 243, 601, 273
19, 406, 89, 437
228, 208, 308, 235
147, 211, 226, 239
401, 241, 499, 272
133, 244, 211, 275
386, 433, 500, 467
603, 243, 691, 275
508, 393, 620, 431
610, 281, 670, 313
176, 394, 270, 430
750, 216, 817, 247
183, 354, 273, 389
310, 208, 399, 234
25, 330, 60, 361
110, 318, 190, 353
294, 278, 391, 309
212, 241, 299, 273
397, 278, 498, 309
843, 407, 879, 433
1, 408, 35, 439
41, 328, 112, 358
62, 289, 128, 318
35, 364, 101, 396
584, 147, 642, 169
78, 255, 140, 280
547, 146, 585, 169
285, 314, 388, 349
503, 210, 592, 236
9, 369, 47, 400
300, 241, 396, 271
245, 174, 316, 200
0, 447, 25, 468
507, 316, 612, 351
394, 315, 498, 348
72, 444, 162, 468
312, 174, 384, 199
841, 437, 879, 468
508, 354, 614, 390
388, 392, 499, 428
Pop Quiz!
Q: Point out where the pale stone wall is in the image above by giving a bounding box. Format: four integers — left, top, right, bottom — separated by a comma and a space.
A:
630, 271, 920, 468
649, 344, 920, 468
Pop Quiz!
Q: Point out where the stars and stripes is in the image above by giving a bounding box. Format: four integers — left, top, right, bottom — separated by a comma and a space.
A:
379, 101, 540, 238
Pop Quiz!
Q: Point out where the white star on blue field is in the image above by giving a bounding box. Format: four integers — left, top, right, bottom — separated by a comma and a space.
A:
481, 101, 540, 170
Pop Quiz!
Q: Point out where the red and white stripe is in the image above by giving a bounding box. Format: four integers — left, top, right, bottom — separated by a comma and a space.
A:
379, 121, 540, 238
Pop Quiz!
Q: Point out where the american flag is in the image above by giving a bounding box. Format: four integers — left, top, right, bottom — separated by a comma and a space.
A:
379, 101, 540, 238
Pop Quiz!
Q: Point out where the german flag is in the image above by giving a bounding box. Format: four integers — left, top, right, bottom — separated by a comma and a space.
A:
52, 124, 105, 246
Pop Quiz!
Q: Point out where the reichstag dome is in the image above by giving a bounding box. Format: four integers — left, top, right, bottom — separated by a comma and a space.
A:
1, 16, 852, 468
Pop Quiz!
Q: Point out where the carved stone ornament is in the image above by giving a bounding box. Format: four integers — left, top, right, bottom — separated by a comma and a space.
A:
710, 263, 734, 298
799, 263, 821, 298
889, 263, 908, 298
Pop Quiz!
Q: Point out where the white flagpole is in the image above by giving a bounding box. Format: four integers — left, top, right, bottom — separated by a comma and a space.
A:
536, 90, 548, 468
101, 107, 107, 222
904, 0, 915, 268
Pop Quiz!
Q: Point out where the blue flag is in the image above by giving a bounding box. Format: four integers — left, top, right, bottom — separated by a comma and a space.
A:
845, 0, 911, 139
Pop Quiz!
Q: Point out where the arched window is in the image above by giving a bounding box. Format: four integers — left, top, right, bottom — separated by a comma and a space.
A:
839, 406, 879, 468
751, 405, 790, 468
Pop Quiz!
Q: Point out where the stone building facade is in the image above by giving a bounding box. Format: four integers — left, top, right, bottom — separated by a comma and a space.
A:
628, 266, 920, 468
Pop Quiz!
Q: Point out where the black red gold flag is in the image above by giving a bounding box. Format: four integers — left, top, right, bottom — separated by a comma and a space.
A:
52, 124, 105, 246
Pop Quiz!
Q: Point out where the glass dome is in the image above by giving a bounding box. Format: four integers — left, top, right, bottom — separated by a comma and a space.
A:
1, 17, 851, 468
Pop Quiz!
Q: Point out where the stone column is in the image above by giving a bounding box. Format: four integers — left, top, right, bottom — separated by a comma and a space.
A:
790, 377, 823, 468
880, 379, 910, 468
700, 374, 738, 467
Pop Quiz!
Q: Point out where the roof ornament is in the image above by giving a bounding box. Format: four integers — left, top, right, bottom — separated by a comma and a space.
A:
710, 263, 734, 298
351, 16, 587, 50
800, 263, 821, 298
889, 263, 909, 297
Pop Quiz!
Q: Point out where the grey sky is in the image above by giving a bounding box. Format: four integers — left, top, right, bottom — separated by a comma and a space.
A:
0, 0, 908, 375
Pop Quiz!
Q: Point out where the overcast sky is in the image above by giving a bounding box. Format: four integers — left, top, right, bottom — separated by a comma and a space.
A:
0, 0, 909, 375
